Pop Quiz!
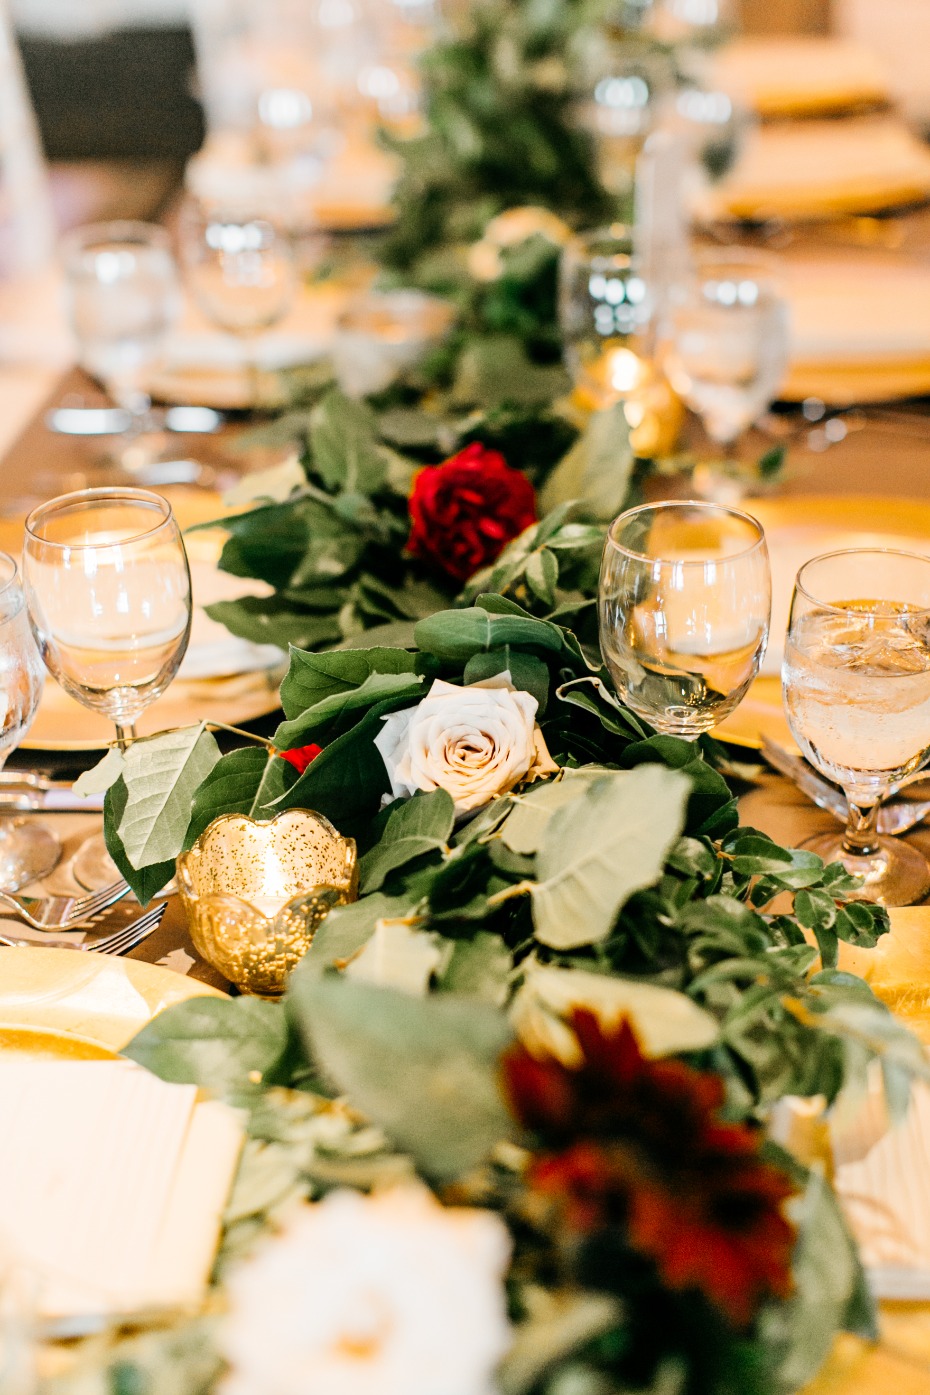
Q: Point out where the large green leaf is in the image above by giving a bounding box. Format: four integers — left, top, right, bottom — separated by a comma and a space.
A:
530, 765, 690, 948
117, 725, 221, 870
123, 997, 291, 1096
274, 671, 425, 750
358, 789, 455, 892
103, 776, 175, 903
280, 645, 421, 719
414, 606, 563, 662
499, 768, 612, 855
205, 596, 342, 651
539, 403, 635, 521
294, 892, 416, 976
309, 390, 390, 494
184, 746, 292, 850
289, 974, 515, 1177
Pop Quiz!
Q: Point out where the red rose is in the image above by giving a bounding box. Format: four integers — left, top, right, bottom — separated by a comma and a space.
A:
278, 743, 323, 774
407, 442, 537, 585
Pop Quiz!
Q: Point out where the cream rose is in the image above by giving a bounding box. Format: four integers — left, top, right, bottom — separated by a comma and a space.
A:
374, 675, 558, 816
220, 1187, 512, 1395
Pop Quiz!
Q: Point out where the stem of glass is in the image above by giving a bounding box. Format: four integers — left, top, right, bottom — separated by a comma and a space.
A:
114, 723, 137, 752
241, 333, 261, 410
842, 799, 881, 860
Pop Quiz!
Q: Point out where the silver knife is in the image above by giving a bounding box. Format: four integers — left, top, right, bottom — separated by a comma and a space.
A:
0, 773, 104, 812
760, 737, 930, 836
47, 406, 223, 436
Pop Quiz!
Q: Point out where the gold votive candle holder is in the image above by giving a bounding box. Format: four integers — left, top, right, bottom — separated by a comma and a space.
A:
176, 809, 358, 997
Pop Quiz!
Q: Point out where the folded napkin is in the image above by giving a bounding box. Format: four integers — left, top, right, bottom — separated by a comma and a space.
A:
0, 1059, 243, 1325
696, 117, 930, 223
712, 37, 889, 118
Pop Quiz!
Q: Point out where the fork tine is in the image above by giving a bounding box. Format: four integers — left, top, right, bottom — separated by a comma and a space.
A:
66, 879, 131, 926
92, 904, 165, 956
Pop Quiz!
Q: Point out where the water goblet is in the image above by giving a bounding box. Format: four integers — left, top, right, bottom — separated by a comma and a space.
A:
60, 221, 181, 462
0, 552, 59, 891
662, 249, 788, 499
783, 548, 930, 906
22, 488, 193, 888
179, 201, 297, 410
599, 500, 771, 739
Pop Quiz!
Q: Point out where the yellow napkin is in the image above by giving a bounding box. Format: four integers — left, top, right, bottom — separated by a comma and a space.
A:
712, 37, 889, 119
696, 117, 930, 224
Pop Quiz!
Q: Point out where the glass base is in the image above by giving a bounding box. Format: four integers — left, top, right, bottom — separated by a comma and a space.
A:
0, 818, 61, 892
801, 830, 930, 907
72, 833, 123, 891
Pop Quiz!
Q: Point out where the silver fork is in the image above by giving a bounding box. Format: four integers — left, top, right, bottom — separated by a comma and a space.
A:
0, 878, 131, 931
0, 903, 165, 955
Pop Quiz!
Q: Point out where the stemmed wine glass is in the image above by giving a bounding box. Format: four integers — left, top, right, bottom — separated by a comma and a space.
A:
22, 489, 193, 888
60, 221, 181, 469
783, 548, 930, 906
178, 202, 297, 410
662, 249, 788, 500
599, 500, 771, 739
0, 552, 59, 891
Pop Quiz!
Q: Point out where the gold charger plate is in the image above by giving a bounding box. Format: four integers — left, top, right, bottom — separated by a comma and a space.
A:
713, 495, 930, 750
782, 359, 930, 407
0, 946, 225, 1059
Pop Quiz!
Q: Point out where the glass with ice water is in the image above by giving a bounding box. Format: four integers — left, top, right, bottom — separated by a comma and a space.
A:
783, 548, 930, 905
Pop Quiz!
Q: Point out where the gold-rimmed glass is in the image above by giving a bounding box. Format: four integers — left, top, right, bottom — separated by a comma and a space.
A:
599, 500, 771, 739
783, 548, 930, 906
22, 488, 192, 751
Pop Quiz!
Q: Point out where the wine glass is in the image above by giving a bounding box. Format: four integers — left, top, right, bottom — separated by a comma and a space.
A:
783, 548, 930, 906
599, 500, 771, 739
663, 249, 788, 499
178, 202, 297, 410
60, 221, 181, 460
0, 553, 60, 892
22, 488, 193, 890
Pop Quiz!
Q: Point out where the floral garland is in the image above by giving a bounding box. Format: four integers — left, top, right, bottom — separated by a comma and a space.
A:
68, 577, 927, 1393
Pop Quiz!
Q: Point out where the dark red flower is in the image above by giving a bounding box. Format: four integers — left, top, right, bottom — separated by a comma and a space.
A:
502, 1013, 796, 1327
407, 442, 537, 585
278, 743, 323, 774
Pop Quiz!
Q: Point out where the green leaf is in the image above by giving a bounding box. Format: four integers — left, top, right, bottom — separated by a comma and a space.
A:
309, 390, 389, 494
499, 768, 613, 855
280, 646, 420, 719
271, 698, 402, 830
295, 892, 416, 976
793, 888, 837, 934
451, 334, 569, 409
205, 596, 342, 652
275, 670, 425, 750
462, 649, 550, 712
117, 725, 221, 870
834, 900, 889, 948
288, 975, 515, 1177
222, 454, 307, 507
123, 996, 291, 1095
531, 766, 691, 948
524, 547, 558, 607
414, 606, 563, 662
437, 932, 512, 1005
103, 776, 176, 904
358, 790, 455, 892
538, 403, 635, 521
184, 746, 291, 850
72, 744, 124, 798
555, 676, 646, 738
345, 922, 444, 995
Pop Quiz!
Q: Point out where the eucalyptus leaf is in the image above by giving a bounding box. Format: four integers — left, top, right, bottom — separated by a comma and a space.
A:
275, 671, 424, 749
414, 606, 563, 662
499, 767, 613, 855
280, 646, 420, 719
538, 403, 634, 521
289, 975, 515, 1177
309, 390, 389, 495
531, 765, 690, 948
184, 746, 292, 850
205, 596, 341, 652
117, 725, 221, 870
103, 776, 176, 904
123, 997, 291, 1095
73, 744, 124, 798
222, 453, 307, 507
358, 789, 455, 892
295, 892, 417, 976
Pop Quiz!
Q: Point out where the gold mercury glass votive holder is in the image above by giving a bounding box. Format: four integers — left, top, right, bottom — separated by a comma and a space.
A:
176, 810, 358, 997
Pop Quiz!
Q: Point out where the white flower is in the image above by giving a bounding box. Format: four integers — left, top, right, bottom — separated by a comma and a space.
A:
374, 675, 558, 816
220, 1188, 512, 1395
